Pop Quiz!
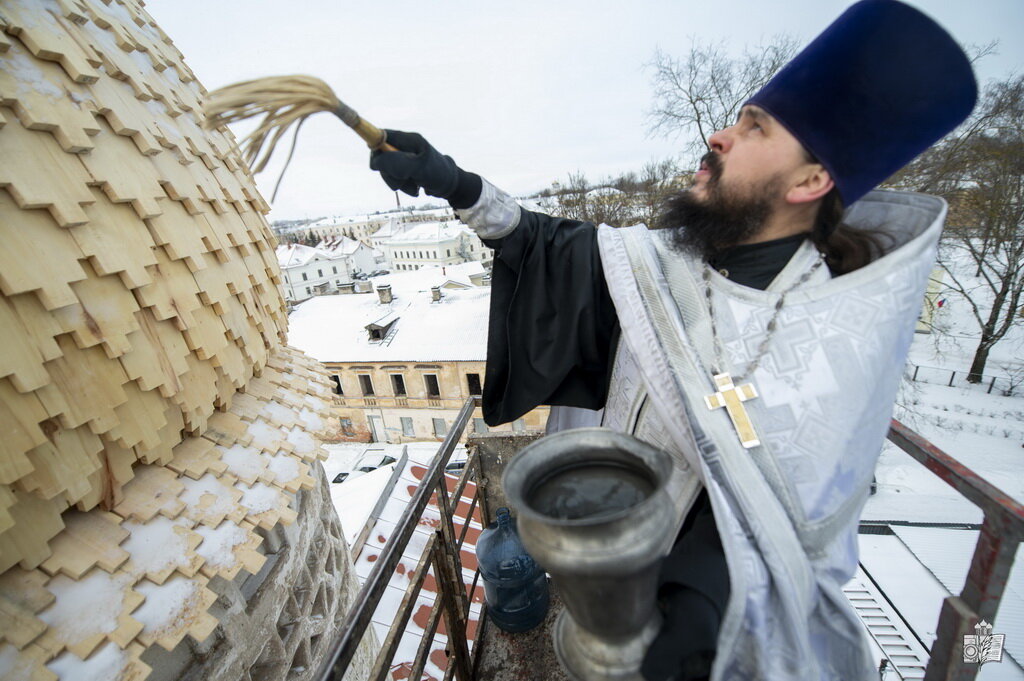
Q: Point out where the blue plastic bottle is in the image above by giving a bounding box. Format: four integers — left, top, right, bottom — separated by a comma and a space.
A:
476, 507, 550, 632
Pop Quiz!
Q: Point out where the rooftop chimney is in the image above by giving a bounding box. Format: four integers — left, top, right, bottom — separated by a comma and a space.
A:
431, 286, 442, 302
377, 284, 393, 304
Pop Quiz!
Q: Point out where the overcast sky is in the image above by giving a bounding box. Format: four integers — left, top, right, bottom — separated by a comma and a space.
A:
147, 0, 1023, 221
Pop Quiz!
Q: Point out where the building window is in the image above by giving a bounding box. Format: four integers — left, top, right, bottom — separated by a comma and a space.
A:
302, 272, 308, 281
401, 417, 415, 437
424, 374, 440, 398
391, 374, 406, 395
306, 287, 311, 294
332, 266, 338, 274
358, 374, 374, 396
318, 268, 323, 277
433, 418, 447, 437
466, 373, 482, 396
340, 418, 354, 436
513, 419, 525, 433
330, 375, 343, 395
447, 249, 451, 257
473, 418, 488, 433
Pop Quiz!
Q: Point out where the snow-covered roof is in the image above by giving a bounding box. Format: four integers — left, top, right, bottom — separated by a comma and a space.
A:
586, 186, 625, 198
382, 220, 471, 245
276, 243, 330, 268
287, 265, 489, 362
368, 218, 408, 241
311, 213, 393, 227
317, 236, 365, 256
437, 260, 485, 287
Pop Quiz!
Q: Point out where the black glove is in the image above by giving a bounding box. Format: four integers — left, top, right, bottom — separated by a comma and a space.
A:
369, 129, 460, 199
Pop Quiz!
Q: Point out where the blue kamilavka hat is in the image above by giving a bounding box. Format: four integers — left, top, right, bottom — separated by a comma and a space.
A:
747, 0, 977, 206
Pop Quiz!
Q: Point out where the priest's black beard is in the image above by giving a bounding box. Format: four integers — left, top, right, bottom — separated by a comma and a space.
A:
661, 162, 782, 260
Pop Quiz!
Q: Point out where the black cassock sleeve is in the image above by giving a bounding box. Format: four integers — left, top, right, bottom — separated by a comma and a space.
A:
478, 207, 727, 681
479, 209, 620, 427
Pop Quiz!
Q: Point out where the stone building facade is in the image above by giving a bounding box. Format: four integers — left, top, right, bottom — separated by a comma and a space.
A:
323, 359, 548, 443
382, 221, 494, 272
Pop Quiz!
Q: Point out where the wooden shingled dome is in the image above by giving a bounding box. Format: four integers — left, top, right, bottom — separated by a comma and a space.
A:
0, 2, 362, 679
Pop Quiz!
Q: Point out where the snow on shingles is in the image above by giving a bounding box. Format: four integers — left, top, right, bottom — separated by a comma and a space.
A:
297, 407, 324, 431
120, 516, 202, 582
46, 641, 143, 681
260, 399, 296, 426
266, 450, 302, 485
38, 570, 135, 654
179, 474, 241, 524
286, 426, 317, 456
193, 521, 249, 570
217, 442, 268, 484
237, 482, 281, 515
132, 576, 206, 648
247, 419, 289, 451
286, 269, 490, 363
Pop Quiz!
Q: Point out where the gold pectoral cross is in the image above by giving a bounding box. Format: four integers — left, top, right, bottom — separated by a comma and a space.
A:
704, 373, 760, 449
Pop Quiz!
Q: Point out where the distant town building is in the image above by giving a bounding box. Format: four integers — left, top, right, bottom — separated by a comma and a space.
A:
382, 220, 493, 271
306, 206, 458, 245
317, 235, 383, 276
308, 213, 392, 244
288, 265, 543, 443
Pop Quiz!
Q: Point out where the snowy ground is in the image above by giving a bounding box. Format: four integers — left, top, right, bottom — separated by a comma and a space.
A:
864, 377, 1024, 525
860, 320, 1023, 679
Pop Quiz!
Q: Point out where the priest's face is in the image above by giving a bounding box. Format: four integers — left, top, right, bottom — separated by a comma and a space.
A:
662, 105, 816, 258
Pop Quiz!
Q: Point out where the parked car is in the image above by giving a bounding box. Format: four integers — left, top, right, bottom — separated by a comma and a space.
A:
331, 447, 398, 484
444, 451, 468, 476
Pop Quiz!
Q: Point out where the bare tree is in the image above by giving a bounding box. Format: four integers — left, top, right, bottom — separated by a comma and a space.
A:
892, 74, 1024, 381
636, 158, 684, 228
549, 161, 683, 228
646, 36, 800, 166
554, 171, 593, 223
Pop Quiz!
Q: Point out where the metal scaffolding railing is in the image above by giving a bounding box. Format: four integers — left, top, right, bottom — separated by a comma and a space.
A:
314, 397, 482, 681
887, 419, 1024, 680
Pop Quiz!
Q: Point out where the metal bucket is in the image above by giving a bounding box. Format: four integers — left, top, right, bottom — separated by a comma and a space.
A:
502, 428, 676, 681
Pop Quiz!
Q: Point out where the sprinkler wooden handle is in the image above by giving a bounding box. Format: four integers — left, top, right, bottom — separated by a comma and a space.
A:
350, 117, 397, 152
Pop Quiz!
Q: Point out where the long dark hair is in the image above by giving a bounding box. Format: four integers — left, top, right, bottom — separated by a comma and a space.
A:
808, 181, 891, 276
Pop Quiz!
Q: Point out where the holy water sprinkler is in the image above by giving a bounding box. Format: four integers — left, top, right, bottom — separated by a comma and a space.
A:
502, 428, 677, 681
203, 75, 396, 198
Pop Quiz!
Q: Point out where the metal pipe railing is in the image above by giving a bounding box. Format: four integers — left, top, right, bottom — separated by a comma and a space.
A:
314, 397, 478, 681
887, 419, 1024, 680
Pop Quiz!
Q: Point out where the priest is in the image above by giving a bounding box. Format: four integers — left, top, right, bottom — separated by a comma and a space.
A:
369, 2, 976, 678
